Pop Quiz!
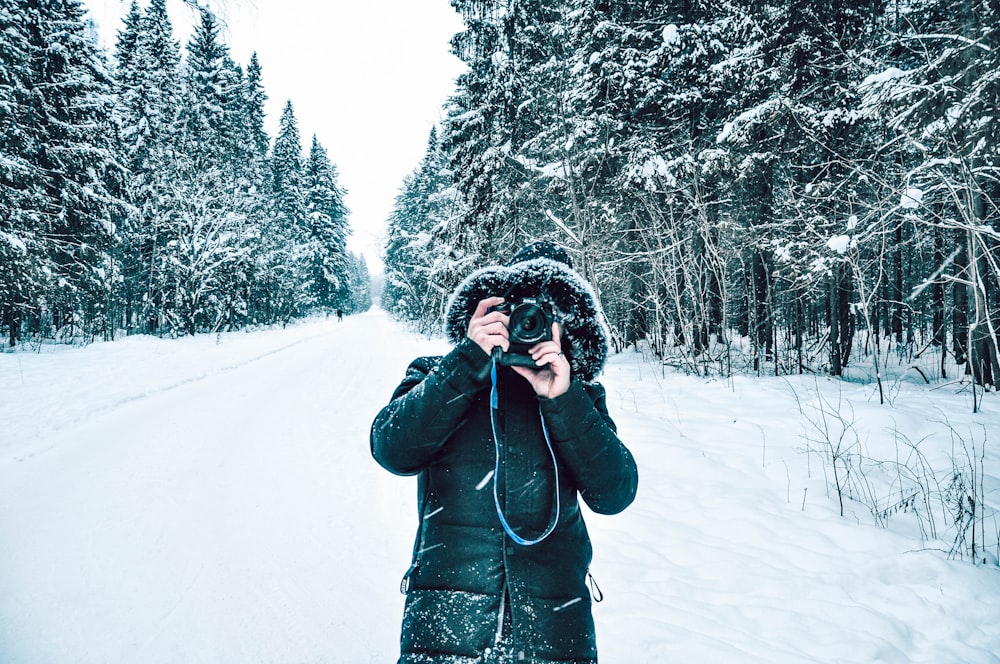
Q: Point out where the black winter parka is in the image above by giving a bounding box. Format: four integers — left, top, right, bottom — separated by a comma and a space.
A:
371, 336, 638, 663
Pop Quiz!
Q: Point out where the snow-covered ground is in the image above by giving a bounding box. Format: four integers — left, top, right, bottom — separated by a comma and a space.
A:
1, 309, 998, 663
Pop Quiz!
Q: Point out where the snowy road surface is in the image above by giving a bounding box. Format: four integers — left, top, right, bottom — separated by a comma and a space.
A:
1, 309, 998, 662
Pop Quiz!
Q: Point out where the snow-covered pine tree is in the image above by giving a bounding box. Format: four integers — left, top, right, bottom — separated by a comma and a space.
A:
304, 134, 351, 313
343, 252, 373, 315
710, 0, 788, 370
113, 1, 143, 91
441, 0, 570, 268
236, 53, 271, 179
262, 100, 311, 323
382, 168, 431, 326
0, 0, 48, 346
113, 0, 182, 334
713, 0, 886, 375
178, 7, 232, 168
214, 50, 270, 330
555, 0, 639, 349
383, 127, 464, 331
11, 0, 124, 343
503, 0, 620, 303
565, 0, 735, 360
159, 6, 249, 334
270, 100, 308, 233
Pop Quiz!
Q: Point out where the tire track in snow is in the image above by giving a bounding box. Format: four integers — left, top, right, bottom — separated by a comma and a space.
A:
3, 327, 339, 466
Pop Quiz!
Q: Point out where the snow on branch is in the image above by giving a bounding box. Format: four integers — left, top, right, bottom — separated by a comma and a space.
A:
716, 97, 786, 145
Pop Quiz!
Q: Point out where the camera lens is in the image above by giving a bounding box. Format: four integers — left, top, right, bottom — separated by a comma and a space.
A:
509, 303, 550, 345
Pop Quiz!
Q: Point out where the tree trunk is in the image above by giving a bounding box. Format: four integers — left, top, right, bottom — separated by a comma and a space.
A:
892, 221, 903, 343
829, 262, 853, 375
952, 228, 969, 368
751, 248, 772, 362
931, 227, 946, 348
968, 220, 999, 389
5, 308, 19, 347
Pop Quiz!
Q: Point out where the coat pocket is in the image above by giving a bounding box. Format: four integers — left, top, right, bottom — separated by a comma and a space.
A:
401, 588, 502, 658
520, 594, 597, 662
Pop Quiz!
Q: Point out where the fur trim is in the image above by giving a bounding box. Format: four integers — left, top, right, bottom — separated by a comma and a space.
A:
444, 257, 609, 382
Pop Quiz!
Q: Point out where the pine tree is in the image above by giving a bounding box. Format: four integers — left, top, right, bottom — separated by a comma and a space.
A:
113, 1, 143, 90
216, 51, 270, 330
564, 0, 736, 358
304, 135, 350, 311
115, 0, 181, 168
260, 100, 310, 322
343, 252, 373, 314
271, 101, 306, 230
13, 0, 124, 342
178, 7, 231, 168
383, 128, 464, 331
159, 6, 251, 334
238, 52, 271, 171
441, 0, 568, 266
387, 0, 996, 382
0, 0, 47, 345
113, 0, 182, 333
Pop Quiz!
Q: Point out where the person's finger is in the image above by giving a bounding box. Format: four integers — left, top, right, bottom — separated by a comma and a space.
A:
474, 320, 509, 339
476, 332, 508, 352
477, 310, 510, 328
470, 322, 510, 352
542, 351, 568, 369
528, 339, 561, 360
471, 296, 505, 322
527, 324, 563, 359
550, 322, 562, 345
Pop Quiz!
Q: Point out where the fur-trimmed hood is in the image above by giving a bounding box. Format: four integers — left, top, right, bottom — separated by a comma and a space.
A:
444, 255, 609, 382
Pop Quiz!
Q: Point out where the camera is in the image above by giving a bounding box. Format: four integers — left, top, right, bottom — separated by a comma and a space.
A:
490, 299, 554, 367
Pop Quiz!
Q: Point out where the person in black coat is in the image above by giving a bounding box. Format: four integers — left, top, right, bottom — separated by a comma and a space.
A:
371, 242, 638, 664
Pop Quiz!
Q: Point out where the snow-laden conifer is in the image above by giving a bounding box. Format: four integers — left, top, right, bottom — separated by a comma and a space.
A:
304, 135, 351, 312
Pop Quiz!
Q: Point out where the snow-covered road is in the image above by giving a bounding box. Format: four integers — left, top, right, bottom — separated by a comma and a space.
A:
1, 310, 998, 662
0, 312, 438, 663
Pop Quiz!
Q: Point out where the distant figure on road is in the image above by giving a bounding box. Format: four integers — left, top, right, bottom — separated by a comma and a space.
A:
337, 308, 343, 322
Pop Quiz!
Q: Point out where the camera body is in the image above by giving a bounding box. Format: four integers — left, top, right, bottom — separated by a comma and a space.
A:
490, 298, 554, 367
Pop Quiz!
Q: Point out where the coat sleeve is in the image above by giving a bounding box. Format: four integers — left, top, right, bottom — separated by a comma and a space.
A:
370, 338, 491, 476
540, 380, 638, 515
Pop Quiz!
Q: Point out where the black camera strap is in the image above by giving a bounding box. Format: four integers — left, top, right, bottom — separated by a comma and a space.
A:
489, 356, 561, 546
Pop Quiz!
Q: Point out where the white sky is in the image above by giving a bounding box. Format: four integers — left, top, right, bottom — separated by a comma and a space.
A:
83, 0, 468, 274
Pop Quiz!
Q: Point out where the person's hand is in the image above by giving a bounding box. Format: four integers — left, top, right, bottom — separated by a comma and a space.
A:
467, 297, 509, 357
511, 323, 571, 398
